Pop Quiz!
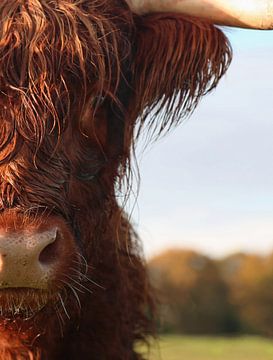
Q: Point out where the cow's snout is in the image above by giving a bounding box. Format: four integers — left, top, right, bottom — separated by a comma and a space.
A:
0, 227, 66, 289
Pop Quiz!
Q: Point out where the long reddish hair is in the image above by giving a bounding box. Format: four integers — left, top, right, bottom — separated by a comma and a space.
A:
0, 0, 231, 358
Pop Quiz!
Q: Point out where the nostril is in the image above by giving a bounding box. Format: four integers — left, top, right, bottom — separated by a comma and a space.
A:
0, 219, 75, 290
38, 231, 60, 265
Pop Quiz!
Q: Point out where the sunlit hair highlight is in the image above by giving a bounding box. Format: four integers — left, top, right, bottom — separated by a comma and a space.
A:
0, 0, 133, 163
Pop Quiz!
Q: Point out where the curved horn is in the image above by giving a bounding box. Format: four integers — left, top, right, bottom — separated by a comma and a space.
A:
127, 0, 273, 30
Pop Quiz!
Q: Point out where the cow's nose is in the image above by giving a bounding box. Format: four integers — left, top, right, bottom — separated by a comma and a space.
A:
0, 228, 61, 289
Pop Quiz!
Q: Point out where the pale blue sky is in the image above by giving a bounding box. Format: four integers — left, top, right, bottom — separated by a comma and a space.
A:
131, 28, 273, 258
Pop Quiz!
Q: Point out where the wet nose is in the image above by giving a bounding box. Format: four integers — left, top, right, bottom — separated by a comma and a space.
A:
0, 228, 61, 289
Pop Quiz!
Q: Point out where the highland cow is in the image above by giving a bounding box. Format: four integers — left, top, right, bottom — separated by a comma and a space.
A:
0, 0, 271, 359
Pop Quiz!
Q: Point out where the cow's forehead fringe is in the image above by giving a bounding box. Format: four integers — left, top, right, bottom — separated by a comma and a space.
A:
0, 1, 232, 177
0, 0, 132, 154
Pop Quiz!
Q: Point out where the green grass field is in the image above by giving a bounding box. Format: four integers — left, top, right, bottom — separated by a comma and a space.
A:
140, 335, 273, 360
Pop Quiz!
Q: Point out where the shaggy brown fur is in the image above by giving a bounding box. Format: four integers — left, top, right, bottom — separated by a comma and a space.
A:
0, 0, 232, 359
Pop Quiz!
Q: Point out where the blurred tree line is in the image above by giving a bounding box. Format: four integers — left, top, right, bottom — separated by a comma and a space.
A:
148, 249, 273, 336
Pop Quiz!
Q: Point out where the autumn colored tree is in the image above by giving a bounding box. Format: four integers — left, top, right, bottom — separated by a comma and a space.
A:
219, 252, 273, 336
148, 249, 238, 334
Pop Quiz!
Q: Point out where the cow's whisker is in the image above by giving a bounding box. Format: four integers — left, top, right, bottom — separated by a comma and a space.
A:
64, 275, 93, 294
60, 279, 82, 310
58, 293, 70, 320
68, 266, 104, 290
81, 274, 105, 290
55, 306, 65, 338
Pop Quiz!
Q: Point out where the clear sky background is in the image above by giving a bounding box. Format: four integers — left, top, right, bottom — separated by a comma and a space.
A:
131, 27, 273, 259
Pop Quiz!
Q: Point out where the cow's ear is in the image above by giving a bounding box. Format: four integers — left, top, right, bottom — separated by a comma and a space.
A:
130, 14, 232, 139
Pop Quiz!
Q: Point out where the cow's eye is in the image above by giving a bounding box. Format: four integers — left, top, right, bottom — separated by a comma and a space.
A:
92, 95, 106, 108
75, 155, 107, 182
